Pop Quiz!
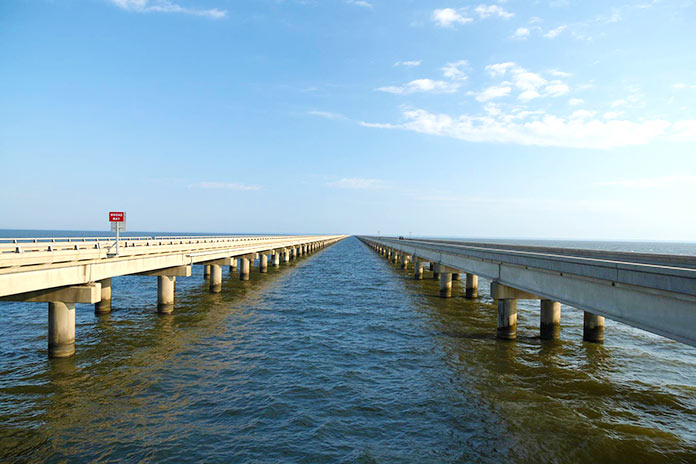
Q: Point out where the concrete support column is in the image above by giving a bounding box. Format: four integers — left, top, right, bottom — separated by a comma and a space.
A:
465, 274, 479, 299
440, 273, 453, 298
392, 253, 398, 264
210, 264, 222, 293
583, 312, 605, 343
95, 278, 112, 314
260, 254, 268, 273
401, 255, 410, 270
203, 265, 211, 279
433, 264, 440, 279
240, 258, 250, 281
414, 259, 423, 280
229, 258, 237, 274
497, 299, 518, 340
48, 302, 75, 358
452, 273, 460, 281
283, 251, 290, 263
540, 300, 561, 340
157, 275, 175, 314
273, 253, 280, 267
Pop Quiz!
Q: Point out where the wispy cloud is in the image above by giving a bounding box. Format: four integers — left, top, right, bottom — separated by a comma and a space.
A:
511, 27, 530, 39
431, 8, 473, 28
110, 0, 226, 18
307, 110, 347, 120
191, 181, 261, 191
544, 25, 567, 38
327, 178, 389, 190
394, 60, 422, 67
345, 0, 373, 9
377, 79, 459, 94
441, 60, 469, 81
599, 176, 696, 188
474, 4, 514, 19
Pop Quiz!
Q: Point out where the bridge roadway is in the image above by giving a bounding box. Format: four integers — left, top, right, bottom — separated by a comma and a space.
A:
359, 236, 696, 347
0, 234, 346, 357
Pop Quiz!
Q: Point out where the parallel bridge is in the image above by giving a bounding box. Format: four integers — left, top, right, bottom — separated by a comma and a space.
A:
0, 235, 346, 357
359, 236, 696, 347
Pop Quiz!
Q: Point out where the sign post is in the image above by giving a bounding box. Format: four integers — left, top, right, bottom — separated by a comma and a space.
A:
109, 212, 126, 256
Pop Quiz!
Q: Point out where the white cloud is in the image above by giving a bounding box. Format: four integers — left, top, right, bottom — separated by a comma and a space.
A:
599, 176, 696, 188
544, 25, 567, 38
394, 60, 422, 67
511, 27, 530, 39
110, 0, 226, 18
432, 8, 473, 27
544, 81, 570, 97
307, 110, 347, 120
327, 178, 388, 190
474, 4, 514, 19
603, 111, 623, 119
673, 83, 696, 89
377, 79, 459, 94
441, 60, 469, 81
569, 98, 584, 106
474, 85, 512, 102
361, 107, 696, 149
484, 63, 569, 100
192, 182, 261, 191
485, 62, 515, 78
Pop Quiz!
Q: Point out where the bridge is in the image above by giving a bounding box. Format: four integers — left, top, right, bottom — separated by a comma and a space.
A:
0, 235, 346, 357
359, 236, 696, 347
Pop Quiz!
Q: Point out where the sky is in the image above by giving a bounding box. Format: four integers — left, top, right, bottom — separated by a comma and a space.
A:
1, 0, 695, 240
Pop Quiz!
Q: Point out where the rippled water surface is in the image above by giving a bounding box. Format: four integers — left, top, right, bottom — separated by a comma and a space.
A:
1, 236, 695, 463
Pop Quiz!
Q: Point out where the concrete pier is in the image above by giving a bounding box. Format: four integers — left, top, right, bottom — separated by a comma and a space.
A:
433, 264, 440, 280
440, 272, 452, 298
95, 278, 112, 314
452, 273, 460, 281
210, 264, 222, 293
465, 274, 478, 299
157, 275, 175, 314
414, 259, 423, 280
48, 301, 75, 358
203, 265, 210, 279
540, 300, 561, 340
273, 253, 280, 267
401, 254, 410, 270
283, 250, 290, 263
260, 254, 268, 273
497, 299, 518, 340
229, 258, 237, 274
240, 257, 250, 281
583, 312, 605, 343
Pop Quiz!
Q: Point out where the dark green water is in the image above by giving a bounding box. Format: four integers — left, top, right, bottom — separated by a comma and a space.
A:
1, 236, 695, 462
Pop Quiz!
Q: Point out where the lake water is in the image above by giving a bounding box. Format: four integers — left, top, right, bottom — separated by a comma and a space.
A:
1, 233, 695, 463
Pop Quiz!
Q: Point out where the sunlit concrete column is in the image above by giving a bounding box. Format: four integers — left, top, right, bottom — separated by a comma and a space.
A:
497, 299, 518, 340
203, 265, 211, 279
95, 278, 112, 314
283, 250, 290, 263
229, 258, 237, 274
401, 254, 410, 270
440, 272, 453, 298
259, 254, 268, 273
540, 300, 561, 340
452, 273, 460, 281
413, 259, 423, 280
433, 263, 440, 279
583, 312, 605, 343
240, 257, 250, 281
48, 302, 75, 358
391, 252, 399, 264
157, 275, 176, 314
273, 253, 280, 267
210, 264, 222, 293
465, 274, 479, 299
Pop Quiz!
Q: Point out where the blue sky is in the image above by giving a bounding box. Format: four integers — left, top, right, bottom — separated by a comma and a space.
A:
1, 0, 695, 239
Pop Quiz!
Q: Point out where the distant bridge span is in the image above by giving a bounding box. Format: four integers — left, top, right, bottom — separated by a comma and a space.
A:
359, 236, 696, 347
0, 235, 346, 357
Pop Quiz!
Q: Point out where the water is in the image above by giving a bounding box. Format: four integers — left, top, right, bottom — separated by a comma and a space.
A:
1, 235, 695, 463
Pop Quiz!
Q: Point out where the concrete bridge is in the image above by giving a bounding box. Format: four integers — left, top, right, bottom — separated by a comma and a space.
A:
0, 235, 346, 357
359, 236, 696, 347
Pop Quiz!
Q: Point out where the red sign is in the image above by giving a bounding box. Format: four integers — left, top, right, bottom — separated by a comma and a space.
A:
109, 212, 125, 222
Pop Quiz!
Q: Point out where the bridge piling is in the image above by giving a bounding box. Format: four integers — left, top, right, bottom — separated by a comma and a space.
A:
540, 300, 561, 340
414, 259, 423, 280
583, 312, 605, 343
210, 264, 222, 293
240, 258, 251, 281
465, 274, 478, 299
260, 254, 268, 273
95, 278, 112, 314
203, 265, 211, 280
157, 276, 175, 314
48, 302, 75, 358
497, 299, 518, 340
440, 272, 452, 298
